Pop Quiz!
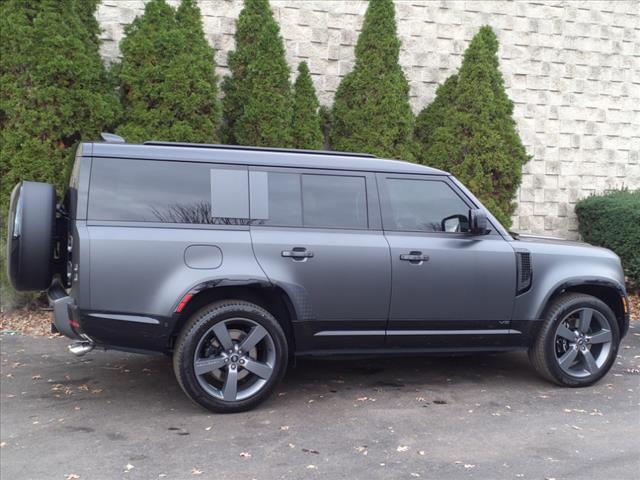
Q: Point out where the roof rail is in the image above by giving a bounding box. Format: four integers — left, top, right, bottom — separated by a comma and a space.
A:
142, 141, 377, 158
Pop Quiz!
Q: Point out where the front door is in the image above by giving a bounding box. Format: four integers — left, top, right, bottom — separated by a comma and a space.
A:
377, 174, 516, 348
250, 168, 391, 352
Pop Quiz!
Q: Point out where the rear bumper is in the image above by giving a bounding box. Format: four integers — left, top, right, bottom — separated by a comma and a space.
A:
47, 282, 82, 340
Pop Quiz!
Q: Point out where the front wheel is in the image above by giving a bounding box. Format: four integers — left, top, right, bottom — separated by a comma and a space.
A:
529, 293, 620, 387
173, 300, 288, 413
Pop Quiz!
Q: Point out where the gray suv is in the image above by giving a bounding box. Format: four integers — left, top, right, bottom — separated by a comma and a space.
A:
6, 138, 630, 412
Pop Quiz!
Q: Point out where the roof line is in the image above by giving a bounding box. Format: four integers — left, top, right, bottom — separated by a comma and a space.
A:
142, 141, 377, 159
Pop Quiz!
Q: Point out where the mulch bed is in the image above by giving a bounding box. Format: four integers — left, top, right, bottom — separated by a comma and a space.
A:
1, 294, 638, 338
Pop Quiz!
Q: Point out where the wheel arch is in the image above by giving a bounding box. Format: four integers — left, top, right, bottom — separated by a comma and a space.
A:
538, 278, 629, 338
169, 280, 298, 354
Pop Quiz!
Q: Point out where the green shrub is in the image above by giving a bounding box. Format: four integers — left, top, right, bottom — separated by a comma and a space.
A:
0, 0, 120, 308
291, 62, 323, 150
416, 26, 530, 228
116, 0, 221, 143
330, 0, 415, 161
575, 190, 640, 290
414, 75, 457, 159
222, 0, 292, 147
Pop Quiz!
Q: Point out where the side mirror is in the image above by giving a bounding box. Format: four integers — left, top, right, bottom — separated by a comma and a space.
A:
441, 214, 469, 233
469, 209, 490, 235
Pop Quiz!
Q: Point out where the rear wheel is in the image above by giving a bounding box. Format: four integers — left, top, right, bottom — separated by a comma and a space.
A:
173, 300, 288, 413
529, 293, 619, 387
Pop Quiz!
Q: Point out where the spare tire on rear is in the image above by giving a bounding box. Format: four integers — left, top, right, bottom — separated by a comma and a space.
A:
6, 181, 57, 291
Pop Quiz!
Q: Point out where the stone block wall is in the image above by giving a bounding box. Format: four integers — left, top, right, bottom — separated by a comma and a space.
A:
97, 0, 640, 239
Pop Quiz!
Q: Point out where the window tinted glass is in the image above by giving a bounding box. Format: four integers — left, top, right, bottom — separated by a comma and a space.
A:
262, 172, 302, 226
302, 174, 367, 229
89, 158, 214, 223
384, 179, 470, 232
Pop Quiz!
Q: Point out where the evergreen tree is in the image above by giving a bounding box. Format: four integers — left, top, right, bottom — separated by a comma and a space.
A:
330, 0, 415, 160
419, 26, 530, 227
291, 62, 323, 150
222, 0, 292, 147
0, 0, 120, 305
75, 0, 101, 47
116, 0, 220, 143
414, 74, 457, 162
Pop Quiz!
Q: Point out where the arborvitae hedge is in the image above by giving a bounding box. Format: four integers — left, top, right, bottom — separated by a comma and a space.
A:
330, 0, 415, 160
418, 26, 530, 227
0, 0, 119, 215
576, 190, 640, 289
1, 0, 119, 306
291, 62, 323, 150
414, 75, 457, 161
116, 0, 220, 143
222, 0, 292, 147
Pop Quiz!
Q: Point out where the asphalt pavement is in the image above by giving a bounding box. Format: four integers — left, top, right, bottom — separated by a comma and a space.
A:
1, 324, 639, 480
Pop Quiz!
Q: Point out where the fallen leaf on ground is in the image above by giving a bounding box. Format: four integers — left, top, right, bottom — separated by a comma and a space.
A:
279, 425, 289, 431
191, 468, 203, 475
397, 446, 409, 452
65, 475, 80, 480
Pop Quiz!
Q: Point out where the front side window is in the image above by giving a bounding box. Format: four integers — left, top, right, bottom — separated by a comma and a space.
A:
383, 178, 470, 233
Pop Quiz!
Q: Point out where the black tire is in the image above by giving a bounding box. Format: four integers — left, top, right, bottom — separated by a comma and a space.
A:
6, 181, 57, 291
529, 293, 620, 387
173, 300, 288, 413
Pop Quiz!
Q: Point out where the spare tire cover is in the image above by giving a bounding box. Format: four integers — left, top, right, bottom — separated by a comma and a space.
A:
6, 181, 56, 291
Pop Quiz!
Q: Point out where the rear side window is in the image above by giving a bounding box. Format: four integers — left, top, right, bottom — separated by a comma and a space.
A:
88, 158, 243, 224
256, 171, 368, 229
302, 174, 367, 228
383, 178, 470, 232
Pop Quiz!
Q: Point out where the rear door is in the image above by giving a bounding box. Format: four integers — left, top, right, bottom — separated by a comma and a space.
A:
249, 167, 391, 352
377, 173, 516, 348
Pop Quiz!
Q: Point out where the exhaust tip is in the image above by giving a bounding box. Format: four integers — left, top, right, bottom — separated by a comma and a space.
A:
69, 341, 94, 357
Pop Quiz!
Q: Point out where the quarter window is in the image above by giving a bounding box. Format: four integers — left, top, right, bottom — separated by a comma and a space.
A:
88, 158, 249, 224
383, 178, 470, 233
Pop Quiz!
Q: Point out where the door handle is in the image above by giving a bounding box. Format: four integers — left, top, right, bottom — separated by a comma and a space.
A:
400, 251, 429, 263
282, 247, 314, 260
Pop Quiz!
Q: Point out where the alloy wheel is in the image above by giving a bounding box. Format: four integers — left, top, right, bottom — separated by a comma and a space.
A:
194, 318, 276, 401
554, 307, 613, 378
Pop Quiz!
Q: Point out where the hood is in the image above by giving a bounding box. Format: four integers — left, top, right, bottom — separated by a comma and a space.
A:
510, 232, 621, 262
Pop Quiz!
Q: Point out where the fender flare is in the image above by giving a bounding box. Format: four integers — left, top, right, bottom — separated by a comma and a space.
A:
171, 277, 272, 314
535, 276, 627, 320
